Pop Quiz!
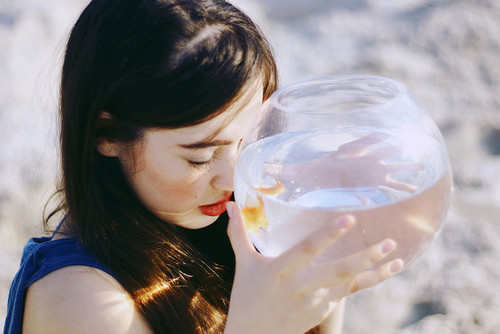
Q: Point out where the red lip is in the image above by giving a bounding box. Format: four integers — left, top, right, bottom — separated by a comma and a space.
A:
198, 193, 232, 216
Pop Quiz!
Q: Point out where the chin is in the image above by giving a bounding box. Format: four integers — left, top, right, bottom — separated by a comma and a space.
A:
158, 211, 220, 230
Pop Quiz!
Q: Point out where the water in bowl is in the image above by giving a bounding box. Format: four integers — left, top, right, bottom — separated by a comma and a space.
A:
234, 127, 452, 266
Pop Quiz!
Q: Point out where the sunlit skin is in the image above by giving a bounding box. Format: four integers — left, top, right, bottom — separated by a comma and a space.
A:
23, 79, 264, 334
99, 78, 264, 229
33, 78, 409, 334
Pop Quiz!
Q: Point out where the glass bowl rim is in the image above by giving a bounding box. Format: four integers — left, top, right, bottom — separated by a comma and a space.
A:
269, 74, 408, 114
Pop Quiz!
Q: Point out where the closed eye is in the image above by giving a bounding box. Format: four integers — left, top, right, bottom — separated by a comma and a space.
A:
187, 139, 241, 169
187, 159, 211, 168
187, 149, 220, 169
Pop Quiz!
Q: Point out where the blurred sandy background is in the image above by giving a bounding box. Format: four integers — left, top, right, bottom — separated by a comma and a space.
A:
1, 0, 499, 332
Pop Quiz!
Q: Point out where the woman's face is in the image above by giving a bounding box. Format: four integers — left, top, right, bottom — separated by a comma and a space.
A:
115, 79, 263, 229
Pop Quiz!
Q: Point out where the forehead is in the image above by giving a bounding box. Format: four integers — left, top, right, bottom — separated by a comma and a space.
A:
149, 78, 264, 146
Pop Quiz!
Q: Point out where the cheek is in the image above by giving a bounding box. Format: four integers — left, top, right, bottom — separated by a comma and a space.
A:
162, 173, 203, 200
139, 158, 210, 207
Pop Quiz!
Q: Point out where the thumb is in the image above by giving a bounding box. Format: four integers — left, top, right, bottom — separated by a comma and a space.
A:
226, 201, 255, 260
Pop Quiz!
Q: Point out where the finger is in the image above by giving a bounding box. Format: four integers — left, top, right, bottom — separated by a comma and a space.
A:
364, 145, 400, 159
354, 194, 373, 206
384, 175, 418, 193
309, 239, 397, 285
226, 201, 257, 260
380, 160, 425, 171
277, 215, 356, 276
346, 258, 404, 294
406, 215, 436, 235
336, 132, 390, 157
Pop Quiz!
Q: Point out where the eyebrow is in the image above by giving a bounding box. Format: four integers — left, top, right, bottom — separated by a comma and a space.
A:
179, 139, 234, 149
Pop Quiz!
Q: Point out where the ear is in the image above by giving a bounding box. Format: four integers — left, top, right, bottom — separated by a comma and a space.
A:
97, 138, 121, 157
96, 111, 121, 157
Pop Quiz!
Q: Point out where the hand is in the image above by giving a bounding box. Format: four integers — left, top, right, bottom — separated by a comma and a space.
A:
265, 132, 422, 194
224, 202, 404, 334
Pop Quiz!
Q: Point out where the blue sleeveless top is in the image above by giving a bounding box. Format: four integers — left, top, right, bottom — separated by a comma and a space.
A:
3, 226, 117, 334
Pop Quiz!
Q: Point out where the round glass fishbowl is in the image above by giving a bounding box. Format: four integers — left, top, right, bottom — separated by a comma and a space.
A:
234, 75, 452, 269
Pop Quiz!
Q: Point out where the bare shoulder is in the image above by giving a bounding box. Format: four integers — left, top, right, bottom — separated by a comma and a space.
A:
23, 266, 152, 334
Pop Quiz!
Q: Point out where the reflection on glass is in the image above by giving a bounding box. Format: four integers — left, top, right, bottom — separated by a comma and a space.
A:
234, 75, 452, 269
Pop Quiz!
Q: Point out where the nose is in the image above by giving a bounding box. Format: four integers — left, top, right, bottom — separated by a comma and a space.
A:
210, 149, 238, 192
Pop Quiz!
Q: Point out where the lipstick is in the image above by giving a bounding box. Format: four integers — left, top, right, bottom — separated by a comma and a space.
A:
198, 193, 232, 216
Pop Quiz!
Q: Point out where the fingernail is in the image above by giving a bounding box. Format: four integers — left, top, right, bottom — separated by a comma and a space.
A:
381, 239, 396, 254
336, 215, 355, 230
225, 202, 233, 218
390, 259, 404, 273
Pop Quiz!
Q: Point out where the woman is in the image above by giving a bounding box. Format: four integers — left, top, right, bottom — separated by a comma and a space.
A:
4, 0, 403, 333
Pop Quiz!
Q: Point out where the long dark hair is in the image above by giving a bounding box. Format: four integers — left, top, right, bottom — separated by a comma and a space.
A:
45, 0, 278, 333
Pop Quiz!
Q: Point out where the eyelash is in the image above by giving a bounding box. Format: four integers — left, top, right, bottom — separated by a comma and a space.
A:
188, 150, 219, 169
188, 159, 211, 168
187, 139, 243, 169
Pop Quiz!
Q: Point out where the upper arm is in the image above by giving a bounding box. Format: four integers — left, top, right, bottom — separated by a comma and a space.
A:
22, 266, 152, 334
